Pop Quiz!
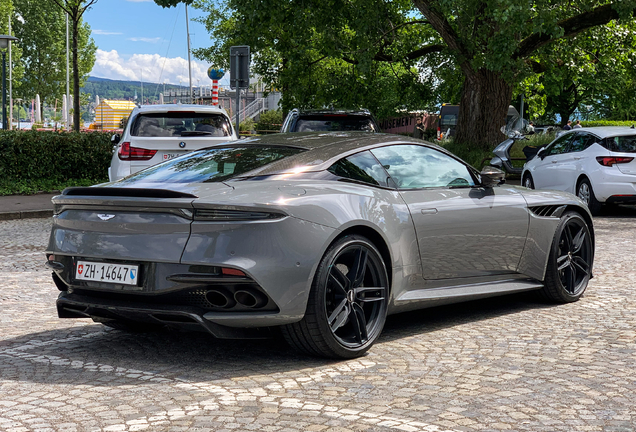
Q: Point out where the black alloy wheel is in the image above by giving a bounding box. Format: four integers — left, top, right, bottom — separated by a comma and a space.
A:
282, 235, 389, 358
541, 212, 593, 302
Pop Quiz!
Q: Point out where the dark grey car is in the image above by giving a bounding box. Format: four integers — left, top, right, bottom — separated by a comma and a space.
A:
47, 132, 594, 358
280, 109, 380, 133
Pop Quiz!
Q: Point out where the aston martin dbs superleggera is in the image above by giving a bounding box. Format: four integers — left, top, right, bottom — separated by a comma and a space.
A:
47, 132, 595, 358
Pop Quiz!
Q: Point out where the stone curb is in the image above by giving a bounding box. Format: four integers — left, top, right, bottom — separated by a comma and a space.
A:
0, 209, 53, 221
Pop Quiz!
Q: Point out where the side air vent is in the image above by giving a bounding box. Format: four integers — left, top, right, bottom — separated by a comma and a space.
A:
63, 187, 198, 199
529, 205, 566, 218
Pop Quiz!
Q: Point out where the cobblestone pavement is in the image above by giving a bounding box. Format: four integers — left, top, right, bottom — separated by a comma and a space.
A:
1, 211, 635, 432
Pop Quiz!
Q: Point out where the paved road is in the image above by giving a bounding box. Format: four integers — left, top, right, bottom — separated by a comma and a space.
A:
1, 209, 635, 432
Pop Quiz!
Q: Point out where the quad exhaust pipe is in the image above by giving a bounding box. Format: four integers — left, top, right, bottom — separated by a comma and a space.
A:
205, 288, 268, 309
234, 289, 268, 308
205, 289, 236, 308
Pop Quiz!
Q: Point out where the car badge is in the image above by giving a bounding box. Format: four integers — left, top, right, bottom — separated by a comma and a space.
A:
97, 214, 116, 221
179, 141, 186, 148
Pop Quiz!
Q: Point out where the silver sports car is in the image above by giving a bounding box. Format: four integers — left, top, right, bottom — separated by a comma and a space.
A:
46, 132, 595, 359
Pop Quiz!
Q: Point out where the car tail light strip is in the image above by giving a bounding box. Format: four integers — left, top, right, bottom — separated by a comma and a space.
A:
118, 142, 158, 161
596, 156, 634, 166
194, 209, 286, 221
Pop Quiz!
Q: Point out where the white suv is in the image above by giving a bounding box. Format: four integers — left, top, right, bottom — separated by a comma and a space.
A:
108, 104, 237, 181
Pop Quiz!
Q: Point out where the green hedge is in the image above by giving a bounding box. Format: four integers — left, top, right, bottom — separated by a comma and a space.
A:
580, 120, 636, 127
0, 130, 112, 183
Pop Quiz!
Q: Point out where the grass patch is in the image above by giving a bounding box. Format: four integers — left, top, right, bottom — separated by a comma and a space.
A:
0, 178, 105, 196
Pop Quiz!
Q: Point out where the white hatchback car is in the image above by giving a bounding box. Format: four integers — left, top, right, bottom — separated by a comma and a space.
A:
522, 126, 636, 214
108, 104, 237, 181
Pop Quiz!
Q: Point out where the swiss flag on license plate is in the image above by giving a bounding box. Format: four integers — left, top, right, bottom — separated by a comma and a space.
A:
78, 264, 84, 275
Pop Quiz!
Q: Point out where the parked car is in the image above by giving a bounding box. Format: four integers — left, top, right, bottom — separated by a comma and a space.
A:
48, 132, 594, 359
108, 104, 237, 181
280, 108, 379, 133
522, 127, 636, 214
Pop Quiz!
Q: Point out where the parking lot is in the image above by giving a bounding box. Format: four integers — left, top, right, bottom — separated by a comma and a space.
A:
1, 211, 635, 432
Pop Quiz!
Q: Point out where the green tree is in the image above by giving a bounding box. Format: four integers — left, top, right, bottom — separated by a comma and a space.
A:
13, 0, 96, 108
517, 20, 636, 125
49, 0, 98, 131
1, 0, 24, 124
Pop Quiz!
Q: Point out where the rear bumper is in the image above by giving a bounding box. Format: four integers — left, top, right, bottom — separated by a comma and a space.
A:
590, 171, 636, 202
606, 195, 636, 204
57, 291, 273, 339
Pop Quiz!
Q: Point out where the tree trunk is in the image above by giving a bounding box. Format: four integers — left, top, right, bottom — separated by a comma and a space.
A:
72, 18, 80, 132
454, 69, 513, 150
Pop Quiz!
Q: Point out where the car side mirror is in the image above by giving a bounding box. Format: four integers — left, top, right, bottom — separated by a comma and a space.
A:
111, 133, 121, 144
480, 166, 505, 187
537, 147, 546, 159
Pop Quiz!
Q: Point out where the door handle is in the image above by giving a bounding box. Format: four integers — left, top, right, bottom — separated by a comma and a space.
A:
421, 208, 438, 215
574, 157, 582, 160
551, 160, 558, 163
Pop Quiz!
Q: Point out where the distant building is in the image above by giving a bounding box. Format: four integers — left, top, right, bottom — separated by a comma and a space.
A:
94, 99, 137, 129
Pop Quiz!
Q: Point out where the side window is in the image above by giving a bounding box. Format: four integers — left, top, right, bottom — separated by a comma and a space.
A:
545, 133, 573, 156
370, 145, 475, 189
569, 133, 594, 152
328, 151, 390, 187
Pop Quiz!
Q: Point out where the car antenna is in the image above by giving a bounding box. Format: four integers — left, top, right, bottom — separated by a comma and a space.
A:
631, 124, 635, 129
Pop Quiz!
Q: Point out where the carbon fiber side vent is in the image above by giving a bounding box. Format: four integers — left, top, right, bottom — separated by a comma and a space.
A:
529, 205, 567, 218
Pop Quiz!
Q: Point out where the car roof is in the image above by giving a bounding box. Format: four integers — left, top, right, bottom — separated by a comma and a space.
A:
566, 126, 636, 138
222, 132, 453, 177
134, 104, 229, 115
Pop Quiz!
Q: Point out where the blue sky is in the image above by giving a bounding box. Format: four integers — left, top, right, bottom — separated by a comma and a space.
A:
84, 0, 225, 86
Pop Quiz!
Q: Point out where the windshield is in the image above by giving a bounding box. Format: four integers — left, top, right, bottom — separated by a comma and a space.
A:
116, 145, 306, 184
295, 115, 377, 132
131, 112, 232, 137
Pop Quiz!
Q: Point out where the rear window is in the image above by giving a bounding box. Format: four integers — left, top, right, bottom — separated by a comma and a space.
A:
295, 115, 377, 132
606, 135, 636, 153
131, 112, 232, 137
116, 146, 305, 184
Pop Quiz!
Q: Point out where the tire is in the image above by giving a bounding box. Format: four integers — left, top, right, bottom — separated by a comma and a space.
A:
523, 173, 534, 189
540, 211, 593, 303
576, 178, 602, 215
282, 235, 389, 359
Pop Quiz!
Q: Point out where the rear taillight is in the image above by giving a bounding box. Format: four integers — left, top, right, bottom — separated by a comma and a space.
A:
194, 209, 286, 221
118, 142, 158, 161
596, 156, 634, 166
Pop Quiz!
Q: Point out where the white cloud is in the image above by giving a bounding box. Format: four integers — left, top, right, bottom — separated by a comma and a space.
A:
93, 30, 123, 35
128, 37, 162, 43
91, 49, 220, 87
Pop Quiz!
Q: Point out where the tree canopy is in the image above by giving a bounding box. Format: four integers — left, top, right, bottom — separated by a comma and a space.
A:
13, 0, 96, 107
188, 0, 636, 148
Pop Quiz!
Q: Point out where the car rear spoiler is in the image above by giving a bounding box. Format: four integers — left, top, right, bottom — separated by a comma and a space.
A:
62, 187, 198, 199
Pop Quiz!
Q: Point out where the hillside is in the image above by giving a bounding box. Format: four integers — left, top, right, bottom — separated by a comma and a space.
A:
82, 76, 188, 103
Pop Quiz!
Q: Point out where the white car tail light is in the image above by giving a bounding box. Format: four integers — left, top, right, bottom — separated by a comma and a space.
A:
596, 156, 634, 166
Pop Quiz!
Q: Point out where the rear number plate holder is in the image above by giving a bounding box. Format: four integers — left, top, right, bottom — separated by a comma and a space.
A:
75, 260, 139, 286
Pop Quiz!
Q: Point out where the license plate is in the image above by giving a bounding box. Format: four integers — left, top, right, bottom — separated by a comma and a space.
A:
162, 153, 180, 161
75, 261, 139, 286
